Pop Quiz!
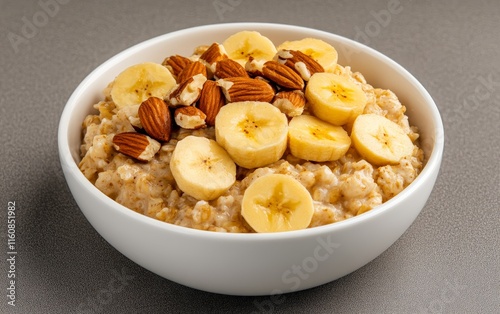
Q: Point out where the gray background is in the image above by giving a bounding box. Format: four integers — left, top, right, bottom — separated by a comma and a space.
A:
1, 0, 499, 313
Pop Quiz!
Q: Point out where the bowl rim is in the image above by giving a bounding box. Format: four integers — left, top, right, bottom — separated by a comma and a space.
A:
58, 22, 444, 241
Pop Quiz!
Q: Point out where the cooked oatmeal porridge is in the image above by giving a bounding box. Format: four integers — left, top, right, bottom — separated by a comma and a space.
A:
79, 32, 424, 233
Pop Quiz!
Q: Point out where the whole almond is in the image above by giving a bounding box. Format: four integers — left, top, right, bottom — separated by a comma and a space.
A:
198, 80, 225, 126
138, 97, 172, 141
112, 132, 161, 162
176, 61, 207, 84
262, 60, 305, 90
254, 76, 278, 94
214, 59, 249, 79
162, 55, 193, 77
174, 106, 207, 129
217, 77, 275, 103
276, 49, 324, 81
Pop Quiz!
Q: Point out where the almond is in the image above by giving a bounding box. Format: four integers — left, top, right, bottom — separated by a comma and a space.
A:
138, 97, 171, 141
112, 132, 161, 162
272, 90, 306, 117
168, 73, 207, 107
176, 61, 207, 84
199, 42, 228, 66
262, 60, 305, 90
174, 106, 207, 129
254, 76, 278, 94
162, 55, 193, 77
276, 49, 324, 81
214, 58, 249, 79
198, 80, 225, 126
217, 77, 275, 103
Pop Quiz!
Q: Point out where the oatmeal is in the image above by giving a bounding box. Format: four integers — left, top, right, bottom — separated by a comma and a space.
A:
79, 31, 424, 233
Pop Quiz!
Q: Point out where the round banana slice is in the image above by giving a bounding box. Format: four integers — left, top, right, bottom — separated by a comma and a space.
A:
222, 31, 277, 66
351, 114, 414, 166
288, 115, 351, 162
110, 62, 176, 109
305, 72, 367, 126
170, 136, 236, 201
242, 174, 314, 233
276, 38, 338, 72
215, 101, 288, 169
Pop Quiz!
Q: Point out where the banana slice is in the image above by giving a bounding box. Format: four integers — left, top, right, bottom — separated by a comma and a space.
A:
288, 115, 351, 162
305, 72, 367, 126
222, 31, 277, 66
110, 62, 176, 109
242, 174, 314, 233
351, 114, 414, 166
215, 101, 288, 169
170, 136, 236, 201
276, 38, 338, 72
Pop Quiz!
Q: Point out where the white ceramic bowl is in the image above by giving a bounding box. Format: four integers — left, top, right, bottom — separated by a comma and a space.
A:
58, 23, 444, 296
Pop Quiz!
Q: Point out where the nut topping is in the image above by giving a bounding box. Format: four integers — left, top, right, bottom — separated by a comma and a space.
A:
272, 90, 306, 117
138, 97, 172, 141
214, 58, 249, 79
262, 60, 305, 90
168, 74, 207, 107
199, 43, 228, 73
244, 58, 266, 77
198, 80, 225, 126
162, 55, 193, 77
276, 49, 324, 81
217, 77, 275, 103
174, 106, 207, 129
176, 61, 208, 84
112, 132, 161, 162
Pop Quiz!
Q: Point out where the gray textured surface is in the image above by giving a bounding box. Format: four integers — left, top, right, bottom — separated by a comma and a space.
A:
1, 0, 499, 313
